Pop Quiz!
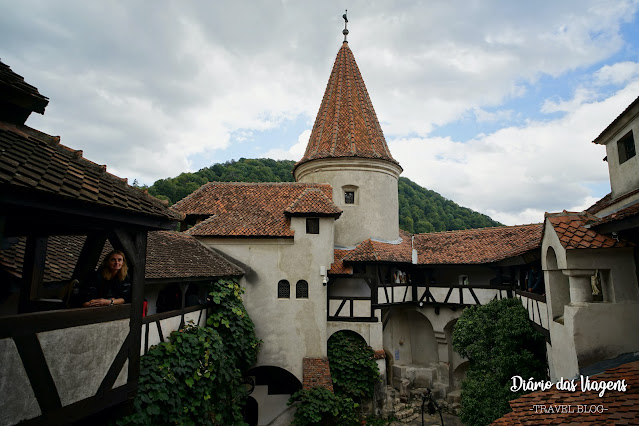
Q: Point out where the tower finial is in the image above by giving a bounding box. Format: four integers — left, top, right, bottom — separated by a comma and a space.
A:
342, 10, 349, 43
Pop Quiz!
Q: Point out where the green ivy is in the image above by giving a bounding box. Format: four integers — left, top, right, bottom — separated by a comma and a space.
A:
452, 298, 547, 426
117, 278, 260, 425
288, 387, 360, 426
327, 331, 380, 400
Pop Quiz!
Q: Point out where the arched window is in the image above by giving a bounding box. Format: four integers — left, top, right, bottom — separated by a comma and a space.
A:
296, 280, 309, 299
278, 280, 290, 299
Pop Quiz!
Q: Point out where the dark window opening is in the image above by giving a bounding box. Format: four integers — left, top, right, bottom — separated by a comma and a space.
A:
306, 218, 319, 234
618, 130, 636, 164
344, 191, 355, 204
296, 280, 309, 298
278, 280, 290, 298
353, 264, 366, 274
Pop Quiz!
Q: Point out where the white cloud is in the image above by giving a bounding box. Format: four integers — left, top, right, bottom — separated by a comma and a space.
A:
262, 130, 311, 161
390, 82, 639, 225
594, 61, 639, 86
473, 108, 514, 123
3, 1, 639, 220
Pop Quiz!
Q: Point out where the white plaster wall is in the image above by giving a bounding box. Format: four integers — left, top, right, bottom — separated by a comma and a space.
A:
330, 278, 370, 297
326, 321, 383, 350
295, 158, 401, 247
383, 308, 440, 366
603, 116, 639, 199
542, 218, 639, 379
431, 266, 495, 287
251, 385, 291, 426
38, 319, 130, 407
570, 302, 639, 368
547, 320, 579, 380
378, 285, 411, 304
566, 248, 639, 303
0, 338, 41, 426
199, 216, 335, 383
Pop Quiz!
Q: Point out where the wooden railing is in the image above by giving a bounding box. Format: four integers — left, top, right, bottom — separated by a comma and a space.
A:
515, 289, 550, 343
141, 303, 209, 354
375, 283, 511, 307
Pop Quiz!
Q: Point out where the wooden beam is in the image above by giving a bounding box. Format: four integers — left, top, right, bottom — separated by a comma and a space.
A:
0, 305, 130, 339
108, 228, 138, 268
13, 334, 62, 413
72, 233, 108, 283
127, 230, 147, 384
19, 236, 48, 313
97, 333, 131, 395
18, 382, 136, 426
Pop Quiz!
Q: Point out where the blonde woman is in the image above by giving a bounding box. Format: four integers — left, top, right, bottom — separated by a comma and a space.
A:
80, 250, 132, 307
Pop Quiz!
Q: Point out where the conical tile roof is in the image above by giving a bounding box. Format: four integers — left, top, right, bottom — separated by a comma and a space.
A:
295, 42, 398, 170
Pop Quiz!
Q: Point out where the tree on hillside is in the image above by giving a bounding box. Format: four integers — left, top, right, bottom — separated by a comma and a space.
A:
147, 158, 502, 232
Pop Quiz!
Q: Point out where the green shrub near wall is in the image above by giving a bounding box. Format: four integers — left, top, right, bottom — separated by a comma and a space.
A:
452, 298, 547, 426
117, 278, 260, 426
288, 331, 381, 425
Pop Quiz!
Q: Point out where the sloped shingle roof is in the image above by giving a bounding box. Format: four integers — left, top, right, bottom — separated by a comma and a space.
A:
173, 182, 339, 237
0, 59, 49, 121
546, 212, 632, 250
343, 229, 413, 263
0, 122, 183, 222
329, 249, 354, 275
294, 42, 399, 172
413, 224, 543, 265
284, 188, 342, 217
0, 231, 242, 283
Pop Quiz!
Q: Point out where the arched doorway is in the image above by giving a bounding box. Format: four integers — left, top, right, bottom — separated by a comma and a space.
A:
245, 366, 302, 425
383, 309, 438, 366
545, 246, 569, 322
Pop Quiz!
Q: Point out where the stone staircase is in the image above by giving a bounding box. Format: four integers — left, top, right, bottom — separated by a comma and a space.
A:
383, 363, 461, 421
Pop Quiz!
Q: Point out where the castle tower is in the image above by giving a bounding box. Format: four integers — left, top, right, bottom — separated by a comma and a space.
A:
293, 26, 402, 247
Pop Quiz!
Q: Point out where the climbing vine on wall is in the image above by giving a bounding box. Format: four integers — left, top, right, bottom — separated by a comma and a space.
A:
327, 331, 380, 400
117, 278, 260, 426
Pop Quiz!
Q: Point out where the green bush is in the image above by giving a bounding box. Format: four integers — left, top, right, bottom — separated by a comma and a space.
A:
118, 278, 260, 425
327, 331, 380, 400
452, 297, 547, 426
288, 387, 360, 426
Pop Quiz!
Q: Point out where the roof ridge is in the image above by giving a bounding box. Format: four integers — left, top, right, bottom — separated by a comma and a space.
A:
414, 223, 542, 237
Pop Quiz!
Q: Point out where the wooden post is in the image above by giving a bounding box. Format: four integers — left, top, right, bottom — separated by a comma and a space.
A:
73, 233, 108, 283
19, 236, 48, 313
128, 230, 147, 384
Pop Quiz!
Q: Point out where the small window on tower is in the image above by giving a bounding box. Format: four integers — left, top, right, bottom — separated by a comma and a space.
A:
345, 191, 355, 204
618, 130, 636, 164
306, 218, 319, 234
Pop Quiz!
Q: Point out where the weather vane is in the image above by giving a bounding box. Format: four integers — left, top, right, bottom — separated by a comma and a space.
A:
342, 9, 349, 43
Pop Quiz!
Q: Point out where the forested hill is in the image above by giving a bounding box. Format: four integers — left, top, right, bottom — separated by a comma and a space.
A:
146, 158, 502, 233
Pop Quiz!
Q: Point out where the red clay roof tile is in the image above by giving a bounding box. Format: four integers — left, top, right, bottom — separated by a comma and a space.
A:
414, 224, 542, 265
294, 43, 399, 172
284, 188, 342, 217
0, 122, 182, 222
172, 182, 339, 238
0, 231, 242, 283
546, 212, 632, 250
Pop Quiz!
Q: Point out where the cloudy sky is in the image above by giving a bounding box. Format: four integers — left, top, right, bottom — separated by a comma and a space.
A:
2, 1, 639, 225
